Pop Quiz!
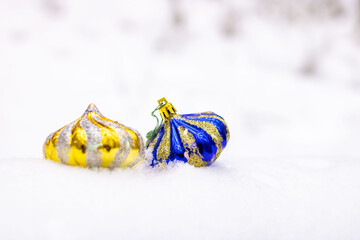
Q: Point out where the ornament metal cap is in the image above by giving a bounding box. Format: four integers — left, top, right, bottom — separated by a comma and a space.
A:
158, 97, 177, 119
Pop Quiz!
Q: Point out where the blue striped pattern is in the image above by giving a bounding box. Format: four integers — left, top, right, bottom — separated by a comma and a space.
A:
146, 112, 229, 167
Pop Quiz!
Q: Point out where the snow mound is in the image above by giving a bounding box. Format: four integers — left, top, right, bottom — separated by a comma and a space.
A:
0, 157, 359, 240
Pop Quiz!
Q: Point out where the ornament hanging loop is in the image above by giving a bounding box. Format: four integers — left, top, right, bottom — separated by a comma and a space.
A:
146, 97, 177, 140
146, 100, 165, 140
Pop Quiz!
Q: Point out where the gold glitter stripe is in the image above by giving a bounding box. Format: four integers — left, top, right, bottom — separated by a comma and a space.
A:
68, 119, 87, 167
177, 126, 206, 167
87, 112, 120, 168
156, 120, 171, 161
146, 129, 161, 165
182, 117, 223, 162
146, 127, 162, 148
183, 114, 230, 142
44, 126, 66, 163
146, 131, 161, 148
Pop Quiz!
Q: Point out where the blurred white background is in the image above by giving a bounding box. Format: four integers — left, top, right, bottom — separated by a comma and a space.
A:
1, 0, 360, 239
1, 0, 360, 159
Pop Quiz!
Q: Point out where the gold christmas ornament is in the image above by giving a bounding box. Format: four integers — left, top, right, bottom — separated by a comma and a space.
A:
43, 104, 145, 168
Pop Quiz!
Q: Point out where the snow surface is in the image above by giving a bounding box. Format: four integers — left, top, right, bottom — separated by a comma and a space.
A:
1, 156, 360, 240
1, 0, 360, 239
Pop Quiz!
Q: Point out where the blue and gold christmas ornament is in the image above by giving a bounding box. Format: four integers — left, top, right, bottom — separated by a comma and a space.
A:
146, 98, 230, 167
43, 104, 145, 169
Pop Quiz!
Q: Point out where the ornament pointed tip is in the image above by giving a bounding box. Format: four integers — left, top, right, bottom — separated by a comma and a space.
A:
85, 103, 100, 113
